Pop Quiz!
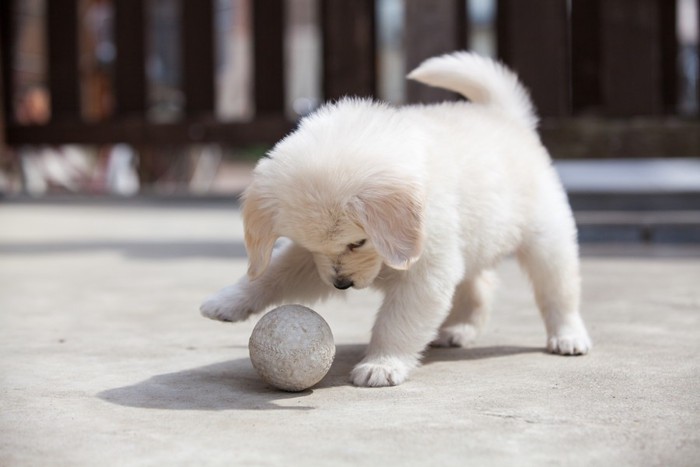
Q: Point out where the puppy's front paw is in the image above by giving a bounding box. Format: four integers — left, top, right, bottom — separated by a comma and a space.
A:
431, 324, 479, 348
200, 285, 254, 323
350, 357, 412, 387
547, 328, 592, 355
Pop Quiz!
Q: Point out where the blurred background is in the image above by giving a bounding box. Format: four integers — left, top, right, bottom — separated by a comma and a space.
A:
0, 0, 698, 221
2, 4, 699, 463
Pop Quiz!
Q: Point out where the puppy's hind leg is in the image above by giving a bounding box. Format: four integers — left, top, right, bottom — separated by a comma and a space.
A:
517, 206, 591, 355
431, 269, 497, 348
200, 239, 336, 322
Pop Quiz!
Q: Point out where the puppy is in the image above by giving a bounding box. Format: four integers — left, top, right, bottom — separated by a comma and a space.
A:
201, 51, 591, 387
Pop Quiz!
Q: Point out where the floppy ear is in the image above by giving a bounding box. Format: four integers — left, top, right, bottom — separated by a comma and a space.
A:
241, 184, 278, 279
351, 182, 425, 270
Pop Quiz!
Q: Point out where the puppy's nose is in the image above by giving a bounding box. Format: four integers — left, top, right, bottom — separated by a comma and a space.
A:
333, 276, 354, 290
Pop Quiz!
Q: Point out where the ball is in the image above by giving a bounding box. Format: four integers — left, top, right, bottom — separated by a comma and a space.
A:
248, 304, 335, 392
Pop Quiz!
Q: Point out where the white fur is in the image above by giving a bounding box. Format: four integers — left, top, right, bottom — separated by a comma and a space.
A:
201, 51, 592, 387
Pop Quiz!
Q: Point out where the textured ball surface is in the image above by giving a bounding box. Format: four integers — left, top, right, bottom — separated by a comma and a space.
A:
249, 305, 335, 392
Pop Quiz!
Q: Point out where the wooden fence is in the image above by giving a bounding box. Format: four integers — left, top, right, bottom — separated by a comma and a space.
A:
1, 0, 699, 158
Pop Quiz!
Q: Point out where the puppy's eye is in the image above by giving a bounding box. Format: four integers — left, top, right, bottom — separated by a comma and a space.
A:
347, 239, 367, 251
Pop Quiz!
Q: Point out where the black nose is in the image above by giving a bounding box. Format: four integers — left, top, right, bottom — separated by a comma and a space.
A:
333, 276, 354, 290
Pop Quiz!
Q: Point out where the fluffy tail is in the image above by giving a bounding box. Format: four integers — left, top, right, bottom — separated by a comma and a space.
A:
407, 51, 538, 130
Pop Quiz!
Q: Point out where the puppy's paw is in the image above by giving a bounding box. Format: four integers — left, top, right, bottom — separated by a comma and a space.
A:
547, 328, 592, 355
200, 285, 254, 323
430, 324, 479, 348
350, 357, 412, 387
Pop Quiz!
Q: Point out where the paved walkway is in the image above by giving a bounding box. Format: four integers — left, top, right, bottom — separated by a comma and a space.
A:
1, 203, 699, 466
555, 158, 700, 193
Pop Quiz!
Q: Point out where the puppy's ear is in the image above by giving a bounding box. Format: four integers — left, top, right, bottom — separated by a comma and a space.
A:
351, 183, 425, 270
241, 183, 278, 279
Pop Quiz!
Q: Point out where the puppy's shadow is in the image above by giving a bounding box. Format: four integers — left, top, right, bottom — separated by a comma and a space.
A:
422, 344, 545, 365
98, 344, 541, 411
318, 344, 544, 387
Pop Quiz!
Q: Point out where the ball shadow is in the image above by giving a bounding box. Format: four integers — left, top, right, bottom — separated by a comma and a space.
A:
98, 357, 315, 411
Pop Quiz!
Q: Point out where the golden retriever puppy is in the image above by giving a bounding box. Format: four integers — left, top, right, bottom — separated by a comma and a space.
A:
201, 51, 591, 387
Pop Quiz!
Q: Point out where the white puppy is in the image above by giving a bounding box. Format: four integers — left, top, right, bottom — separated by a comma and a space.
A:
201, 51, 592, 387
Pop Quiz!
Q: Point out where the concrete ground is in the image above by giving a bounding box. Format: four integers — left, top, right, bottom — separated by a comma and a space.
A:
1, 202, 699, 466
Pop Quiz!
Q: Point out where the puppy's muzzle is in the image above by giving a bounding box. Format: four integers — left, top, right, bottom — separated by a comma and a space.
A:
333, 276, 354, 290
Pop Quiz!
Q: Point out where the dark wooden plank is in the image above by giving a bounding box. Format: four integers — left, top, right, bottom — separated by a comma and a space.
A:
46, 0, 80, 120
600, 0, 663, 116
113, 0, 147, 116
5, 117, 295, 146
404, 0, 467, 104
181, 0, 215, 115
252, 0, 285, 115
497, 0, 570, 117
0, 0, 16, 125
7, 112, 700, 159
321, 0, 376, 100
571, 0, 602, 113
6, 115, 700, 159
659, 0, 677, 114
181, 116, 293, 145
540, 118, 700, 159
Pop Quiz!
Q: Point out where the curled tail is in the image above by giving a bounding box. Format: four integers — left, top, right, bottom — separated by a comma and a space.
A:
407, 51, 538, 131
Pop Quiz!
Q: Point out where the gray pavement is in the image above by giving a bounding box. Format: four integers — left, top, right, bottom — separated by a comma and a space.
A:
1, 203, 699, 466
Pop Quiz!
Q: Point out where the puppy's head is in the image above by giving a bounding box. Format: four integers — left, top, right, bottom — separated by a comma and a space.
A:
242, 98, 426, 289
243, 100, 425, 289
243, 170, 425, 289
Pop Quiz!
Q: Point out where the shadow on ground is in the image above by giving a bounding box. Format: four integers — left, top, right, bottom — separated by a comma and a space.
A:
98, 344, 542, 411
